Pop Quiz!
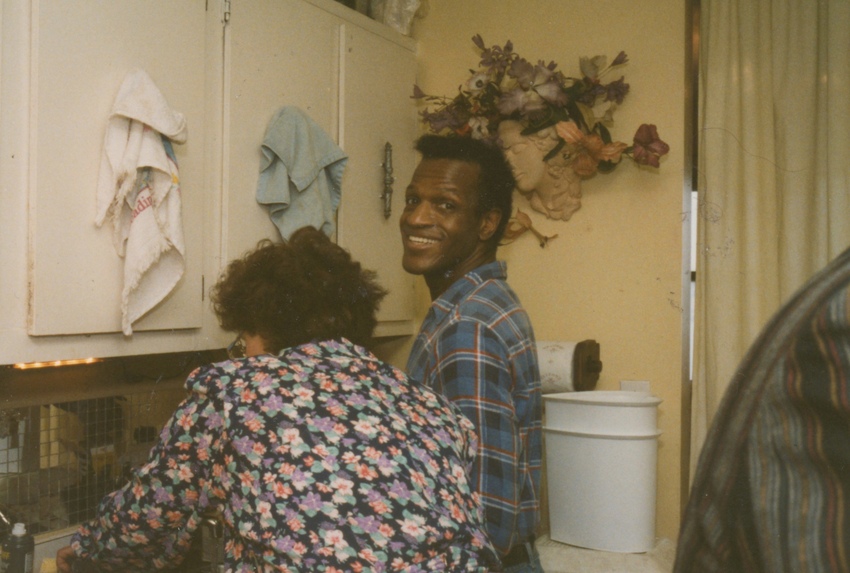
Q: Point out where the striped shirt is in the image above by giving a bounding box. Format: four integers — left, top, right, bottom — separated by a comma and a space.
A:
406, 261, 542, 557
675, 247, 850, 572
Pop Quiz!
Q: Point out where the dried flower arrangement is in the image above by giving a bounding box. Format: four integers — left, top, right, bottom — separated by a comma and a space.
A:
412, 35, 670, 243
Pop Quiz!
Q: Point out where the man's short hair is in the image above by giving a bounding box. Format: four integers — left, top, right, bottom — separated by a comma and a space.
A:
414, 135, 515, 245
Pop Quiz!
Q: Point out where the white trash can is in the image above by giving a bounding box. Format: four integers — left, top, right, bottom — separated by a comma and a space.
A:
543, 391, 662, 553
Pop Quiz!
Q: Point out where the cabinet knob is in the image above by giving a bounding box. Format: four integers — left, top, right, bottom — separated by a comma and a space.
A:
381, 142, 394, 219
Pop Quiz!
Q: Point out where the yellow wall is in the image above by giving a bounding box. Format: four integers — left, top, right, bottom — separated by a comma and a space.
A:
409, 0, 689, 542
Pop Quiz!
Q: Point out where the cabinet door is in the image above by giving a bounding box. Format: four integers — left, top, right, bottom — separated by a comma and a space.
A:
223, 0, 342, 262
337, 24, 416, 336
225, 0, 415, 336
27, 0, 209, 335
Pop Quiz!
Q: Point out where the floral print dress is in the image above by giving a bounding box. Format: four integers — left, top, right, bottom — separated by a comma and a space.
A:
71, 339, 497, 572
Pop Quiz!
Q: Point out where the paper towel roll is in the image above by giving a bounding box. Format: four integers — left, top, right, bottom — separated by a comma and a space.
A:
536, 341, 577, 394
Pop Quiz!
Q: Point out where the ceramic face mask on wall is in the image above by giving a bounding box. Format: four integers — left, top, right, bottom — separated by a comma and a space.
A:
498, 120, 583, 222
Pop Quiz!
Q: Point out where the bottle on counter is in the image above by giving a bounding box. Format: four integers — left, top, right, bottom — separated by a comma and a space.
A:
0, 523, 34, 573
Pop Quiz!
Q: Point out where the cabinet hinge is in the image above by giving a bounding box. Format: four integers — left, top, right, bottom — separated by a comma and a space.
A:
202, 275, 206, 301
205, 0, 230, 24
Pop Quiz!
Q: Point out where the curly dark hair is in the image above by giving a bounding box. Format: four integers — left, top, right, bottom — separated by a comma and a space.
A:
414, 134, 515, 245
211, 226, 387, 352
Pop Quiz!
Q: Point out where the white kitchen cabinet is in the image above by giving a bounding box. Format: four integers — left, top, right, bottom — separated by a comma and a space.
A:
337, 22, 417, 336
27, 1, 209, 337
0, 0, 221, 364
222, 0, 342, 262
0, 0, 417, 365
223, 0, 417, 336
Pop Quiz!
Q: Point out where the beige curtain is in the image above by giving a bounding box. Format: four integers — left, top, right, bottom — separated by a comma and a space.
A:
691, 0, 850, 473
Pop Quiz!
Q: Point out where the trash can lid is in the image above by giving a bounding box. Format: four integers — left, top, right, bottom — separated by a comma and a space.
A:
543, 390, 662, 407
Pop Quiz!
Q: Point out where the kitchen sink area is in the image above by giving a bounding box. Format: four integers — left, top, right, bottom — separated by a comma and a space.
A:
0, 350, 224, 571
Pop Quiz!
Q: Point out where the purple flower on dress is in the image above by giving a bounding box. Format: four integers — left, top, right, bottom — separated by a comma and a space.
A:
300, 492, 324, 511
274, 536, 296, 552
256, 375, 275, 392
354, 515, 381, 533
195, 434, 211, 450
232, 436, 254, 455
241, 409, 261, 425
389, 480, 411, 499
433, 428, 452, 443
264, 393, 284, 412
312, 416, 335, 432
153, 487, 173, 504
205, 411, 225, 429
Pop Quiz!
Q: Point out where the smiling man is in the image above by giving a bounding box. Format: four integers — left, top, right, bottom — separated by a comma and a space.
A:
400, 135, 544, 573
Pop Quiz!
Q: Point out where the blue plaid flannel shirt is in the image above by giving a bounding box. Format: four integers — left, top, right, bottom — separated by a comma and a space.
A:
406, 261, 542, 556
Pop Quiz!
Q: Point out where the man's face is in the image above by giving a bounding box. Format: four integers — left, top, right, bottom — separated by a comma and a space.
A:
399, 158, 491, 280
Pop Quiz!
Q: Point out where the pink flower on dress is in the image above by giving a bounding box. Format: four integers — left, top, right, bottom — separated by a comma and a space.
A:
273, 481, 292, 497
177, 465, 194, 482
322, 529, 349, 550
378, 523, 395, 538
355, 463, 378, 480
399, 517, 425, 537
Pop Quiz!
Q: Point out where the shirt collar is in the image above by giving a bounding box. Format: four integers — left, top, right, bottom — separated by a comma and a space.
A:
431, 260, 507, 314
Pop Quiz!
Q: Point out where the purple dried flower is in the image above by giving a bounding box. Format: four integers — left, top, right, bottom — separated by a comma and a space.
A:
535, 80, 567, 106
509, 58, 535, 87
420, 108, 464, 134
578, 79, 607, 106
604, 77, 630, 105
530, 64, 555, 88
498, 87, 545, 115
477, 36, 515, 74
411, 35, 669, 184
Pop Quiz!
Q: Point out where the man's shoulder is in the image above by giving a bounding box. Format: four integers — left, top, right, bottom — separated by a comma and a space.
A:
462, 276, 523, 313
448, 275, 534, 339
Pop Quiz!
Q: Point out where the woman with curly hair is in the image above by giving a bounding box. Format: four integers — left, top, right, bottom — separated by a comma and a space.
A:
57, 226, 497, 573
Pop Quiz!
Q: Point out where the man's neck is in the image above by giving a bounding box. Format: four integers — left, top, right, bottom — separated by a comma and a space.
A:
425, 251, 496, 301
